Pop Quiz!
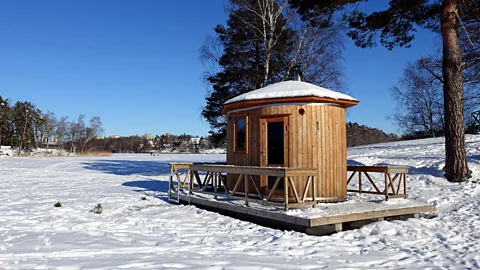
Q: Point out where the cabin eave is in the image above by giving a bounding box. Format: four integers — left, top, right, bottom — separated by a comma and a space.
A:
222, 96, 359, 115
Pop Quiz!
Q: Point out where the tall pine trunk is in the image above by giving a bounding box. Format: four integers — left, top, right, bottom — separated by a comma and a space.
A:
440, 0, 471, 182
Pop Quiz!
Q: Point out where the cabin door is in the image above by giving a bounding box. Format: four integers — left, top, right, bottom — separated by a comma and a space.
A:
260, 116, 289, 193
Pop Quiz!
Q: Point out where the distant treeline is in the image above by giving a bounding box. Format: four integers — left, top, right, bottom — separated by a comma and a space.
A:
346, 122, 399, 147
87, 134, 217, 154
0, 95, 103, 153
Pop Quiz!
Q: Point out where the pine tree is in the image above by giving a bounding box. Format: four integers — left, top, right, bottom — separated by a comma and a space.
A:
290, 0, 478, 182
0, 96, 12, 146
11, 101, 42, 151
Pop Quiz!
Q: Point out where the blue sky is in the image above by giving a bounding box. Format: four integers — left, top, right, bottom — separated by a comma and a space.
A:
0, 0, 439, 137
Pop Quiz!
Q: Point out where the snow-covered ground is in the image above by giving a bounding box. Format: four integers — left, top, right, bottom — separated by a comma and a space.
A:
1, 137, 479, 269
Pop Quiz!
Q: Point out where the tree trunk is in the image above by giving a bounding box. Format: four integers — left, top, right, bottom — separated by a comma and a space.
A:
440, 0, 471, 182
20, 116, 28, 153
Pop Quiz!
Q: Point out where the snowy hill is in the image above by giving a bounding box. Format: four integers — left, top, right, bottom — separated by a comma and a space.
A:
0, 137, 479, 268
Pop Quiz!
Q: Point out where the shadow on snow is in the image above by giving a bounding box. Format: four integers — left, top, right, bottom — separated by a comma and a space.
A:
347, 160, 366, 166
82, 160, 171, 176
120, 179, 171, 202
82, 160, 174, 200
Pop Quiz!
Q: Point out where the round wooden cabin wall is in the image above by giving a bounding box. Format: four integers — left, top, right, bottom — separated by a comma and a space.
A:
226, 103, 347, 202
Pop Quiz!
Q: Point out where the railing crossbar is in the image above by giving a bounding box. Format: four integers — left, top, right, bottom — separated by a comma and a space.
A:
347, 165, 408, 201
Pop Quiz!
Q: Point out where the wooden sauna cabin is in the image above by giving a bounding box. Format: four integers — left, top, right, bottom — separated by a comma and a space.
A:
222, 80, 359, 202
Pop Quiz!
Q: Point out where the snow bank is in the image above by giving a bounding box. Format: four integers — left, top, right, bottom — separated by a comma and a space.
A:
225, 80, 358, 104
0, 146, 71, 157
0, 145, 13, 157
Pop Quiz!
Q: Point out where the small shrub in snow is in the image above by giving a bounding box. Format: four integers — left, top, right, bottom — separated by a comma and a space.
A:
54, 202, 62, 207
93, 203, 103, 214
141, 196, 147, 200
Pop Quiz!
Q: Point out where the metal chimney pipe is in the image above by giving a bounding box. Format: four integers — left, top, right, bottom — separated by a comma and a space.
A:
293, 65, 303, 81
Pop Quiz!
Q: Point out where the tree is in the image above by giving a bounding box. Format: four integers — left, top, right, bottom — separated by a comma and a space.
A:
39, 111, 57, 150
346, 122, 398, 147
11, 101, 42, 152
289, 0, 478, 182
66, 115, 85, 153
201, 0, 345, 141
460, 2, 480, 88
80, 116, 104, 153
392, 55, 480, 137
55, 116, 69, 150
0, 96, 12, 146
229, 0, 295, 85
391, 58, 445, 137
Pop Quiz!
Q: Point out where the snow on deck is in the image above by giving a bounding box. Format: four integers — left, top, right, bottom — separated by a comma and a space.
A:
288, 196, 427, 219
225, 80, 358, 104
188, 191, 428, 220
1, 136, 480, 268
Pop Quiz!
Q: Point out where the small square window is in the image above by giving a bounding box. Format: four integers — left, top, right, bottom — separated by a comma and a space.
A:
235, 117, 247, 152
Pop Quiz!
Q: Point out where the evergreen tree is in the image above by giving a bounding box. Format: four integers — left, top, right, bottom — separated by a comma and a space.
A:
0, 96, 12, 146
290, 0, 478, 182
11, 101, 42, 151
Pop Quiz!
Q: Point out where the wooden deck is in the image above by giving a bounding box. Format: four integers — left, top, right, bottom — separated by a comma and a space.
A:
167, 162, 436, 235
174, 192, 436, 235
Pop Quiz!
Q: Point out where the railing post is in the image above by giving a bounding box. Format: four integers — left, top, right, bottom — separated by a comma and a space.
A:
188, 169, 192, 205
312, 176, 316, 208
214, 172, 218, 199
284, 177, 289, 211
168, 164, 173, 201
244, 174, 249, 207
384, 172, 388, 201
189, 169, 194, 193
359, 170, 362, 194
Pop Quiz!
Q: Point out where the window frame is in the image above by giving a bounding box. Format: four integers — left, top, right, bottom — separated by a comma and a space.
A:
233, 115, 248, 153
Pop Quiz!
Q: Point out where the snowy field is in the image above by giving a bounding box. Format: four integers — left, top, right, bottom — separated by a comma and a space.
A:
1, 136, 480, 269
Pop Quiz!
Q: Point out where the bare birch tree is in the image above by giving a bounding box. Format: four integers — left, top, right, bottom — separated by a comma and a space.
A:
80, 116, 104, 153
39, 111, 57, 150
230, 0, 294, 85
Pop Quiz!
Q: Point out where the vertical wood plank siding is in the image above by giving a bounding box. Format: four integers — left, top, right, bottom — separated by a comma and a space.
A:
226, 104, 347, 202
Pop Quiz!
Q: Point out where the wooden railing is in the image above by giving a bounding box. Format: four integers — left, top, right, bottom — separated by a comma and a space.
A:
347, 165, 408, 200
169, 163, 317, 211
168, 163, 192, 203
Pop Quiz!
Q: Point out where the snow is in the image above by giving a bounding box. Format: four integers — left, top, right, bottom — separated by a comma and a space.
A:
1, 137, 480, 268
201, 148, 226, 154
185, 186, 428, 220
0, 146, 13, 157
0, 146, 70, 157
225, 80, 358, 104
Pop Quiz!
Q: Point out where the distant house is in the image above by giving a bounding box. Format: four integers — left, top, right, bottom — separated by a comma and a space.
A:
104, 135, 120, 139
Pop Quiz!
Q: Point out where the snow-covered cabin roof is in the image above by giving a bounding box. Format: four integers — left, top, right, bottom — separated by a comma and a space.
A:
222, 81, 358, 114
